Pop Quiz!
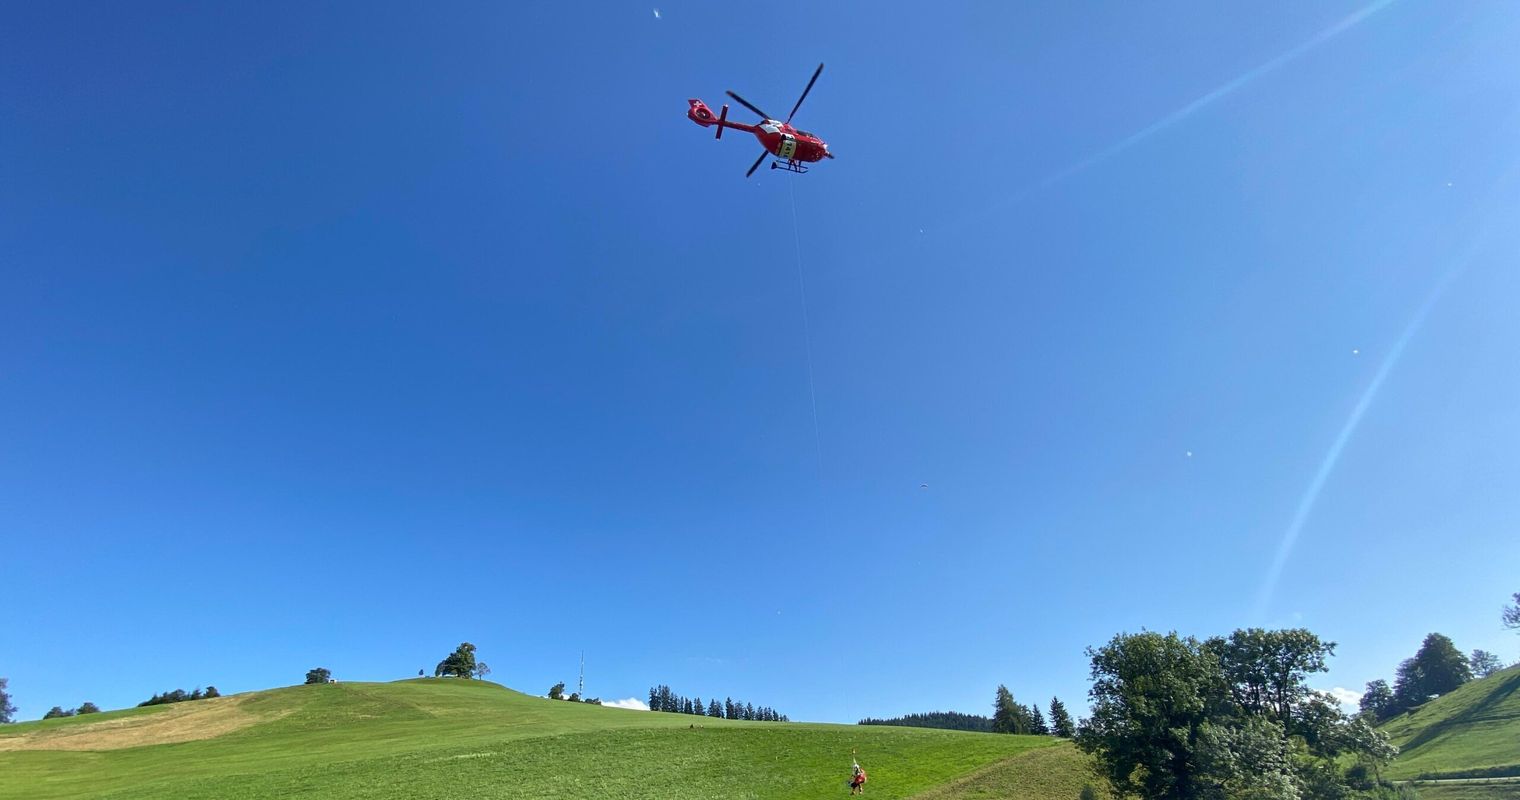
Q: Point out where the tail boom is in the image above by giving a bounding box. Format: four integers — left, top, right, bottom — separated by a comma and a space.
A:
687, 99, 757, 137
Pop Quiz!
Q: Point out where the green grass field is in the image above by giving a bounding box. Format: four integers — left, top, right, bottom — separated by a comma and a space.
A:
1379, 663, 1520, 782
0, 679, 1072, 800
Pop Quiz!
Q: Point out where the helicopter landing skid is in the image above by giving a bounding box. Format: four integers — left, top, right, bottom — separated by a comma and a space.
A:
769, 160, 809, 174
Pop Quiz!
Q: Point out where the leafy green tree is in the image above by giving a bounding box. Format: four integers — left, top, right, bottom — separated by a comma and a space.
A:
1504, 592, 1520, 631
204, 686, 220, 698
472, 662, 491, 681
1418, 633, 1472, 694
567, 692, 581, 702
0, 678, 16, 724
190, 688, 203, 700
1338, 714, 1398, 783
43, 706, 72, 719
1394, 633, 1471, 707
708, 698, 723, 717
1470, 649, 1504, 679
1195, 716, 1297, 800
1205, 627, 1334, 724
549, 682, 565, 700
434, 642, 478, 679
1391, 657, 1424, 712
77, 702, 100, 714
305, 668, 331, 685
1079, 628, 1398, 800
1076, 631, 1221, 799
1049, 697, 1075, 738
1359, 679, 1394, 720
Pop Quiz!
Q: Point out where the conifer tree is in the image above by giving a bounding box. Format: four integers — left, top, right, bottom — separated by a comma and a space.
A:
1030, 704, 1049, 735
1049, 697, 1075, 738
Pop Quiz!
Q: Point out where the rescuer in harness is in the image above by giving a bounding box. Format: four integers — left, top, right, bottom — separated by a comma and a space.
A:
848, 757, 868, 795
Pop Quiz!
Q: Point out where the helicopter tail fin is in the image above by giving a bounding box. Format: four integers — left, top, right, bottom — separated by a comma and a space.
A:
687, 99, 718, 127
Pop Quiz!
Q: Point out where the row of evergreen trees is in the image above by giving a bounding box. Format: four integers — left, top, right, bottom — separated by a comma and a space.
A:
138, 686, 220, 707
858, 711, 993, 732
857, 692, 1076, 738
992, 687, 1076, 738
647, 685, 788, 722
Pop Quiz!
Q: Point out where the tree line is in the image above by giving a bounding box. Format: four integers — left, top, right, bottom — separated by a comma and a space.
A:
1357, 593, 1519, 724
1359, 633, 1512, 723
42, 702, 101, 719
646, 685, 788, 721
138, 686, 221, 707
858, 711, 993, 732
859, 695, 1075, 738
992, 688, 1077, 737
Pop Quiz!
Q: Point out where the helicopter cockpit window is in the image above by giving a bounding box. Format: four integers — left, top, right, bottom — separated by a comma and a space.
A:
794, 130, 814, 138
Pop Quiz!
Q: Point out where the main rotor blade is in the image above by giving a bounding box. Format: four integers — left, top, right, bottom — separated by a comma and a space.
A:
726, 90, 773, 121
745, 150, 769, 178
786, 63, 824, 123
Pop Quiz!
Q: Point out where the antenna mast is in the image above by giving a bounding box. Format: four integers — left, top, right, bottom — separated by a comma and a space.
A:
578, 651, 585, 697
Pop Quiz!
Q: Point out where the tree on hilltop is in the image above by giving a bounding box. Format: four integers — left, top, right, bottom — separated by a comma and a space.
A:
1049, 697, 1075, 738
472, 662, 491, 681
435, 643, 478, 679
1393, 633, 1470, 711
1470, 649, 1504, 679
708, 698, 722, 717
1029, 703, 1049, 735
305, 668, 332, 685
77, 702, 100, 714
0, 678, 16, 724
1503, 591, 1520, 631
992, 685, 1023, 734
549, 682, 566, 700
43, 706, 73, 719
1359, 679, 1394, 721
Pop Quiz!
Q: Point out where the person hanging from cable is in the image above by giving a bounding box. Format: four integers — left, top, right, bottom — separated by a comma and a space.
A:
848, 750, 868, 795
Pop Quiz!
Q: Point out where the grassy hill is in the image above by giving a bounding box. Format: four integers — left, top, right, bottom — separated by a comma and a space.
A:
0, 679, 1082, 800
1379, 663, 1520, 781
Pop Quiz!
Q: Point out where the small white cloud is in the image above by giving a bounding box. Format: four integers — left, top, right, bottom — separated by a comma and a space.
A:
1185, 451, 1193, 458
652, 8, 661, 18
603, 697, 650, 711
1324, 686, 1361, 710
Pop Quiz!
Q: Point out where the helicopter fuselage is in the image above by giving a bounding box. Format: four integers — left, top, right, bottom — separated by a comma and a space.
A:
687, 99, 832, 163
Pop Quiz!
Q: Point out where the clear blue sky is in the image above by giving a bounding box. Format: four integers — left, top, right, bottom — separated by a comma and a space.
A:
4, 1, 1519, 723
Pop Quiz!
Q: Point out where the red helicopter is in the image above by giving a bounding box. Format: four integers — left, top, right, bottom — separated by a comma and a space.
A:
687, 63, 834, 177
